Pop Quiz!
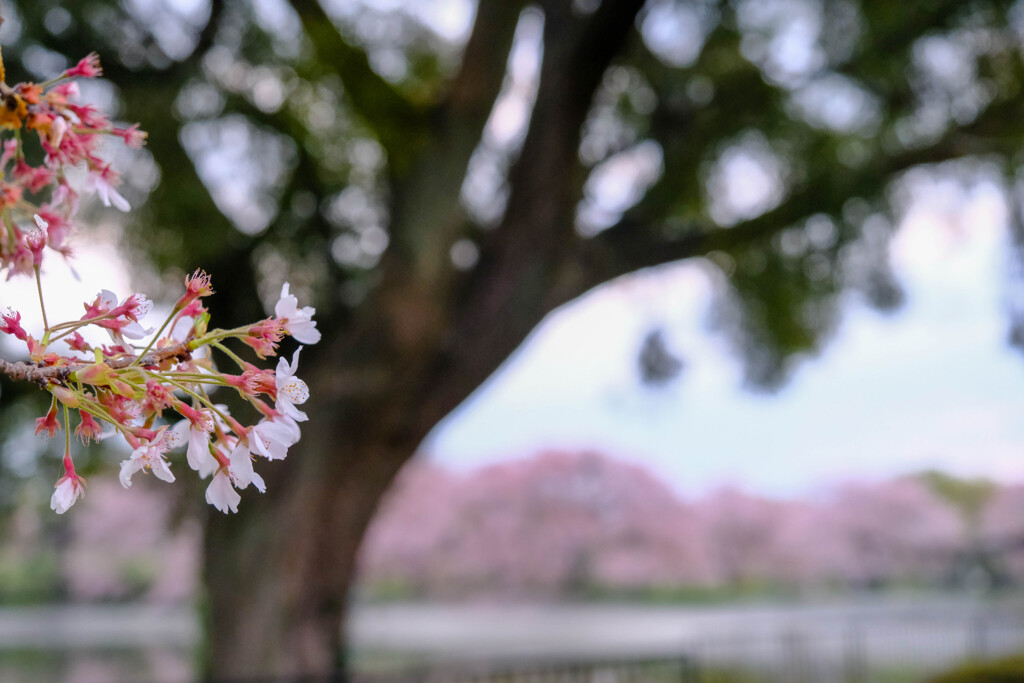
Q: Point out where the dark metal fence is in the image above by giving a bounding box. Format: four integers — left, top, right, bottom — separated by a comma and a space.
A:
353, 612, 1024, 683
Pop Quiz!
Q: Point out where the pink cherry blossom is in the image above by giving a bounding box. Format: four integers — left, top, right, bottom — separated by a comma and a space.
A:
275, 347, 309, 421
229, 441, 266, 491
86, 289, 154, 341
0, 309, 28, 340
249, 417, 299, 461
64, 53, 103, 79
171, 417, 218, 478
206, 470, 241, 514
274, 282, 321, 344
51, 471, 87, 514
119, 429, 180, 487
87, 165, 130, 212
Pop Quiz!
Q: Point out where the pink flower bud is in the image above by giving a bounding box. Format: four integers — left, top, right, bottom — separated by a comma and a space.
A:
175, 269, 214, 310
64, 332, 90, 352
35, 405, 61, 438
50, 385, 80, 408
64, 53, 102, 79
51, 455, 86, 514
0, 309, 28, 340
112, 124, 147, 148
75, 411, 103, 444
241, 335, 277, 359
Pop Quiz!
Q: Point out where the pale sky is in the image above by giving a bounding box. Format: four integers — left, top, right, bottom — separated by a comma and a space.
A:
425, 175, 1024, 497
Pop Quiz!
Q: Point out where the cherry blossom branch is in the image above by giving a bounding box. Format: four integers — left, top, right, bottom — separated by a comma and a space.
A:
0, 343, 191, 385
0, 45, 323, 516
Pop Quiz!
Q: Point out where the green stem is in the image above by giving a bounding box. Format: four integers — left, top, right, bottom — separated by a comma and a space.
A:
77, 396, 139, 441
156, 373, 235, 427
188, 325, 253, 349
49, 312, 121, 333
34, 265, 49, 338
129, 307, 179, 368
63, 403, 70, 457
159, 372, 233, 386
209, 341, 249, 370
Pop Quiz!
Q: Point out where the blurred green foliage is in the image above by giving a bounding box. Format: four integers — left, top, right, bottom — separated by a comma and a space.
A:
927, 654, 1024, 683
918, 470, 998, 527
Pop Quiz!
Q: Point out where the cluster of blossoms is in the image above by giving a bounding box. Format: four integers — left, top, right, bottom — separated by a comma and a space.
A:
0, 53, 144, 276
0, 55, 321, 514
5, 273, 321, 515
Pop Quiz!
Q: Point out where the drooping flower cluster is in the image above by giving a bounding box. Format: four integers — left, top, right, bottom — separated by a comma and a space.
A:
4, 273, 320, 515
0, 53, 145, 278
0, 54, 322, 514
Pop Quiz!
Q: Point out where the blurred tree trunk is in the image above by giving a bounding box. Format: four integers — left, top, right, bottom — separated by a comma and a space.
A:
203, 405, 417, 677
200, 0, 647, 674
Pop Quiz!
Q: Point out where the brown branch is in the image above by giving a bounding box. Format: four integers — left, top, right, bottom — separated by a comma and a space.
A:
288, 0, 426, 166
578, 71, 1024, 289
0, 343, 192, 387
388, 0, 525, 278
410, 0, 650, 432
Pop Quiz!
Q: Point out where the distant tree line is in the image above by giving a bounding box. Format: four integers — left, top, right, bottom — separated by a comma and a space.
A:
358, 452, 1024, 599
5, 451, 1024, 605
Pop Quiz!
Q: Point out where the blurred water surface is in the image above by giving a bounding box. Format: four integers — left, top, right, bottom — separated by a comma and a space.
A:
3, 595, 1024, 681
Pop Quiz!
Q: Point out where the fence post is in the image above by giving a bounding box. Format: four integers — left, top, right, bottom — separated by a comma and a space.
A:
843, 620, 865, 683
783, 629, 805, 683
970, 613, 988, 661
678, 654, 698, 683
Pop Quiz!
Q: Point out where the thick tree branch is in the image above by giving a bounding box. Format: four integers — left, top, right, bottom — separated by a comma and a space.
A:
444, 0, 528, 119
289, 0, 427, 167
388, 0, 525, 280
411, 0, 649, 432
581, 96, 1024, 287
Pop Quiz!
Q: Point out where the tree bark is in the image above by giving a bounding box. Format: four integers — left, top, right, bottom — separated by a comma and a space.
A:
202, 382, 423, 679
199, 1, 649, 678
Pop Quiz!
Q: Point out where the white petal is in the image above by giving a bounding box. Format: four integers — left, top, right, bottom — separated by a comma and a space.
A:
277, 415, 302, 442
280, 376, 309, 405
274, 282, 297, 319
119, 457, 142, 488
205, 471, 240, 513
171, 419, 190, 445
50, 479, 81, 514
250, 419, 298, 460
163, 425, 186, 451
278, 399, 308, 422
120, 321, 154, 340
289, 321, 321, 344
98, 290, 118, 309
186, 429, 213, 475
151, 457, 175, 483
108, 186, 131, 212
230, 442, 257, 488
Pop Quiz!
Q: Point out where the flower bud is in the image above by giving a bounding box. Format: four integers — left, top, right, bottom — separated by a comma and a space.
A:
49, 385, 80, 408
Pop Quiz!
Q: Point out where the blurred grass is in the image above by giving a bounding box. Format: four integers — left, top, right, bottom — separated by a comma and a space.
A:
0, 550, 60, 604
927, 653, 1024, 682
